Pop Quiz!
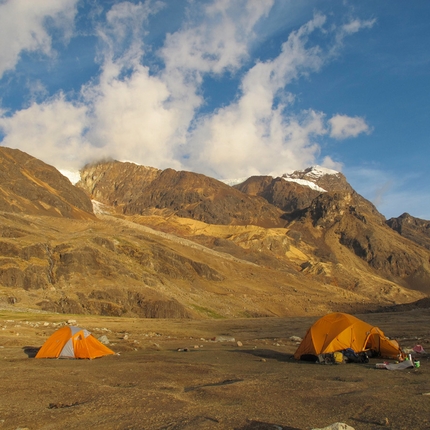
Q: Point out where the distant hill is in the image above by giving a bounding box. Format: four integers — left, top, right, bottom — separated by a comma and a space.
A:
386, 212, 430, 251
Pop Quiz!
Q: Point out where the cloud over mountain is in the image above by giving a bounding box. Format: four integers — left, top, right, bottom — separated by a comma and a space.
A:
1, 1, 429, 220
0, 1, 371, 178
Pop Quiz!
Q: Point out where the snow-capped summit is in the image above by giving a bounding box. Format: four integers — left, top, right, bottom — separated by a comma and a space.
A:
279, 165, 347, 193
220, 177, 250, 187
280, 165, 340, 192
284, 165, 340, 180
221, 165, 345, 193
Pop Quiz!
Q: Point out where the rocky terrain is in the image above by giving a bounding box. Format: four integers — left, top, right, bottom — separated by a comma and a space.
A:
1, 147, 429, 319
0, 310, 429, 430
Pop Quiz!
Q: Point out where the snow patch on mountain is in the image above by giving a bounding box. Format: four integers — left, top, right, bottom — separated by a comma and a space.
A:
284, 165, 339, 180
221, 166, 339, 191
282, 177, 327, 192
280, 165, 340, 192
92, 200, 112, 215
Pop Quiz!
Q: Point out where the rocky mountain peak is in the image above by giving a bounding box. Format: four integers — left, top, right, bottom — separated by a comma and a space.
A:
78, 161, 286, 227
285, 165, 339, 179
234, 166, 353, 215
77, 160, 162, 199
299, 189, 383, 229
282, 165, 353, 194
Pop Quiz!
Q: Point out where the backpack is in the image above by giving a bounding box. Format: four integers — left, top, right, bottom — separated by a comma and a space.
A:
342, 348, 369, 363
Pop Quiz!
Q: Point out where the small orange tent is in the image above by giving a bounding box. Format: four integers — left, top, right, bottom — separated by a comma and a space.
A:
294, 312, 402, 360
36, 326, 115, 359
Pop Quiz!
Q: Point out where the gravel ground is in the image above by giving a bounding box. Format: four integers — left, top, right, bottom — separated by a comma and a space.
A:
0, 310, 429, 430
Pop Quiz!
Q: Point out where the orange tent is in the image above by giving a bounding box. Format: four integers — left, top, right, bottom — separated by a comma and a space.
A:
36, 326, 115, 359
294, 312, 402, 360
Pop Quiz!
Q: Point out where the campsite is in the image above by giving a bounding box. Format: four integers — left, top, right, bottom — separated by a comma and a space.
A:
1, 309, 429, 430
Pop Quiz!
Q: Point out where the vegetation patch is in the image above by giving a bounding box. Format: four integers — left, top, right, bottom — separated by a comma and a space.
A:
190, 305, 224, 319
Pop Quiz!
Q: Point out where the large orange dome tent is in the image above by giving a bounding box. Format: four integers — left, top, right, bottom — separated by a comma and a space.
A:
294, 312, 403, 360
35, 326, 115, 359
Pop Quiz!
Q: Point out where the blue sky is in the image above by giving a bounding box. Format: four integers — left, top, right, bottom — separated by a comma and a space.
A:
0, 0, 429, 220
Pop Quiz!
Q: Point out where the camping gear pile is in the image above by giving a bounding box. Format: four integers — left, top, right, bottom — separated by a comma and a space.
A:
294, 312, 403, 364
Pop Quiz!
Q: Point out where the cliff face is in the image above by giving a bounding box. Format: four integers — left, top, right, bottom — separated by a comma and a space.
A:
288, 190, 430, 294
0, 149, 429, 318
235, 168, 430, 295
235, 176, 322, 214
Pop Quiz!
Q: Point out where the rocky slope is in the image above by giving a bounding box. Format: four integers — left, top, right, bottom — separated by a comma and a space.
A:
0, 149, 429, 318
386, 212, 430, 251
0, 147, 94, 219
285, 190, 430, 294
234, 167, 430, 295
78, 160, 430, 299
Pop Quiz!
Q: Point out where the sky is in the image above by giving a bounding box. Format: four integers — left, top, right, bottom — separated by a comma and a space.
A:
0, 0, 429, 220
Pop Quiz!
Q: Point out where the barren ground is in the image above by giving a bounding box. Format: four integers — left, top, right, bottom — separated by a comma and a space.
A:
0, 310, 429, 430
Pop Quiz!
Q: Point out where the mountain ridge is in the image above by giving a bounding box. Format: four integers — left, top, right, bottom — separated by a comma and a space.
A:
1, 147, 429, 318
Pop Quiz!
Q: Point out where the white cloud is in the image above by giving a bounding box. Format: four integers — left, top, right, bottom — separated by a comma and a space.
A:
320, 155, 343, 172
183, 13, 328, 178
0, 1, 378, 183
329, 18, 376, 58
328, 114, 371, 139
0, 0, 78, 78
0, 94, 91, 170
83, 62, 186, 170
82, 0, 277, 173
96, 1, 160, 66
342, 18, 376, 35
27, 79, 49, 102
160, 0, 274, 75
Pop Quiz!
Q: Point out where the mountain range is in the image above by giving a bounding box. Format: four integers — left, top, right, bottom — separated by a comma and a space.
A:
1, 146, 429, 318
